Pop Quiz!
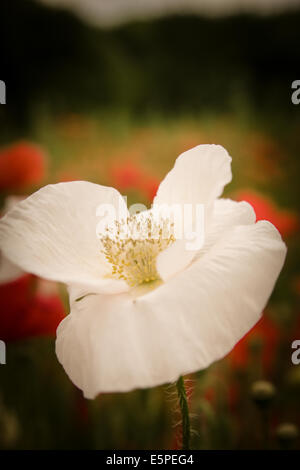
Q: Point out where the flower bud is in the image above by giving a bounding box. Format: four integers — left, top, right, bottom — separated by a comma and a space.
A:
250, 380, 276, 408
276, 423, 299, 448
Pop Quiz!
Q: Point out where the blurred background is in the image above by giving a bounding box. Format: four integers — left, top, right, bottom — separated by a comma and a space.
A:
0, 0, 300, 450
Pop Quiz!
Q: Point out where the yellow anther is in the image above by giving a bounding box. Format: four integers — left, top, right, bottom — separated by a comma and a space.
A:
100, 213, 175, 288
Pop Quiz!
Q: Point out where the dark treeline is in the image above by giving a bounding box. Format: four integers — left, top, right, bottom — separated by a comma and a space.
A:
0, 0, 299, 128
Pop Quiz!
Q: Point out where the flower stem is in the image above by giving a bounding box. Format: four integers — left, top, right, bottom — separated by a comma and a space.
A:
176, 376, 191, 450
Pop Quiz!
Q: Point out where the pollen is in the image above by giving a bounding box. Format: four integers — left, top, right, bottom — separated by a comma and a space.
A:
100, 213, 175, 287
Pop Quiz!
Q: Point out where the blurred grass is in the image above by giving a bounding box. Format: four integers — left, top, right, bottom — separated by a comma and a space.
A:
27, 108, 300, 211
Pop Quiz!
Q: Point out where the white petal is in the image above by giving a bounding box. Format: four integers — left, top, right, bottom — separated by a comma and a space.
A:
157, 198, 256, 282
0, 181, 129, 293
3, 195, 25, 212
0, 195, 26, 284
156, 239, 196, 282
56, 220, 286, 398
67, 280, 129, 305
199, 198, 256, 254
154, 144, 232, 213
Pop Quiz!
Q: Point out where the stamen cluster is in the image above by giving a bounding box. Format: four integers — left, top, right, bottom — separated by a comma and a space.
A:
100, 213, 175, 287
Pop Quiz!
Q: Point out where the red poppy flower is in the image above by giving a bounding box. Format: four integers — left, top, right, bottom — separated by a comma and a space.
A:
142, 176, 160, 202
110, 162, 159, 202
0, 275, 65, 342
244, 133, 283, 180
235, 190, 299, 237
0, 141, 46, 192
110, 163, 143, 193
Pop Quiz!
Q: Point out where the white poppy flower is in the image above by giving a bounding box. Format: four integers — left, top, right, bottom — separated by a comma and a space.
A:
0, 145, 286, 398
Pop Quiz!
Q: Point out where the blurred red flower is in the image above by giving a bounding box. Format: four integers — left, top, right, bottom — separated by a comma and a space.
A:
110, 162, 143, 193
0, 275, 65, 342
228, 314, 280, 372
0, 141, 46, 192
110, 162, 160, 202
244, 133, 283, 181
235, 190, 299, 237
142, 176, 159, 202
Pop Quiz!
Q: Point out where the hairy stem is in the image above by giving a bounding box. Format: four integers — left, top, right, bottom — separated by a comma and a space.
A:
176, 376, 191, 450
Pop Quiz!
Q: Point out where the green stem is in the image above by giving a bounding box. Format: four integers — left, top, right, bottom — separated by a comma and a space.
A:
176, 376, 191, 450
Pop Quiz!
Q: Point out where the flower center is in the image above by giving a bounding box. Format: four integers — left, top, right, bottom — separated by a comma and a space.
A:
100, 213, 175, 287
